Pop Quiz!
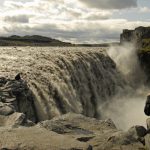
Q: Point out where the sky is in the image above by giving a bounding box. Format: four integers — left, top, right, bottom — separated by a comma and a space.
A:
0, 0, 149, 43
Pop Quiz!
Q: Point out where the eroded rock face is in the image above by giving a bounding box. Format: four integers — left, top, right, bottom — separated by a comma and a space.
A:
139, 52, 150, 84
120, 27, 150, 84
120, 26, 150, 45
0, 77, 38, 124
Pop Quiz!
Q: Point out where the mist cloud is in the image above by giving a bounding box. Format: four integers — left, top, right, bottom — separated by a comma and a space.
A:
102, 43, 148, 130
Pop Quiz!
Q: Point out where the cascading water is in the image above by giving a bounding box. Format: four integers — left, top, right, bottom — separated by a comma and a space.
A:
0, 45, 148, 130
0, 47, 125, 121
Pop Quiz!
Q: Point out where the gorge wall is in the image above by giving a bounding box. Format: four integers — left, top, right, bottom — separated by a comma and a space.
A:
120, 26, 150, 84
120, 26, 150, 46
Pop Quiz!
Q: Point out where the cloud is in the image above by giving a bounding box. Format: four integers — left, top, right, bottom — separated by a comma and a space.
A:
82, 11, 113, 20
0, 0, 149, 44
4, 15, 30, 23
140, 7, 150, 13
4, 1, 22, 8
78, 0, 137, 9
1, 19, 150, 44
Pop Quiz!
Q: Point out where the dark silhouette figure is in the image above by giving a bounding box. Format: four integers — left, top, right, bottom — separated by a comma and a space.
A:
144, 95, 150, 116
15, 73, 21, 80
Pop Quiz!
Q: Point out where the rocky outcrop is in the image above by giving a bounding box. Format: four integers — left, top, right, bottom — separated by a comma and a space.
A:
138, 52, 150, 84
0, 77, 38, 124
120, 26, 150, 84
0, 113, 147, 150
120, 26, 150, 46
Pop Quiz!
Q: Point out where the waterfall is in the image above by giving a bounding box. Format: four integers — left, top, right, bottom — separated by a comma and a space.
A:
0, 47, 125, 121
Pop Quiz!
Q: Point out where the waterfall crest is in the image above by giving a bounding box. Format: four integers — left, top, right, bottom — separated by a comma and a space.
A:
0, 47, 125, 120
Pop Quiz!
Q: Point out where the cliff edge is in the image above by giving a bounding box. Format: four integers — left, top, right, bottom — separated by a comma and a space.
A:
120, 26, 150, 84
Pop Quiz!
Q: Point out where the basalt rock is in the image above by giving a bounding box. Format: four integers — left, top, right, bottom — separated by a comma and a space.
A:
120, 26, 150, 84
120, 26, 150, 46
0, 102, 14, 116
139, 52, 150, 85
0, 77, 38, 123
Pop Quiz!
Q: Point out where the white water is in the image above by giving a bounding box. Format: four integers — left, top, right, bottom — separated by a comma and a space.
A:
0, 47, 124, 121
105, 43, 149, 130
0, 46, 148, 130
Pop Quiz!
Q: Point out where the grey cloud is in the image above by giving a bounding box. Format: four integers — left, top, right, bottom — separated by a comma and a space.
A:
4, 15, 30, 23
78, 0, 137, 9
2, 23, 120, 43
83, 12, 112, 20
0, 0, 5, 3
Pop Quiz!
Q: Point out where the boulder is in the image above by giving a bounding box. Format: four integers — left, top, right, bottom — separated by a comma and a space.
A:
127, 126, 147, 138
0, 77, 38, 122
107, 125, 146, 145
0, 102, 14, 116
147, 118, 150, 129
0, 112, 25, 127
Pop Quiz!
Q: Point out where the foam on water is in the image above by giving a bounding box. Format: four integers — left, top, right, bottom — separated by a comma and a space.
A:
0, 46, 149, 130
0, 47, 125, 121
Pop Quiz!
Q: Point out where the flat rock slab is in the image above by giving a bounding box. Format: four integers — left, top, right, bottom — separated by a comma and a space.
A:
0, 112, 25, 127
0, 113, 146, 150
0, 127, 89, 150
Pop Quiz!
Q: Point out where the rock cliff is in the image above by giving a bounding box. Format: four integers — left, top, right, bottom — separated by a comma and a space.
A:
120, 26, 150, 46
120, 26, 150, 84
0, 77, 38, 124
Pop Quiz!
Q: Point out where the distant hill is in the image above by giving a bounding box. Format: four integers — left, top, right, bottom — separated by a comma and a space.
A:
0, 35, 120, 47
0, 35, 73, 46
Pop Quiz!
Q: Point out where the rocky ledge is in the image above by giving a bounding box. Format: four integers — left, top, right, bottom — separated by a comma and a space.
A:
0, 112, 149, 150
0, 76, 38, 125
0, 76, 150, 150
